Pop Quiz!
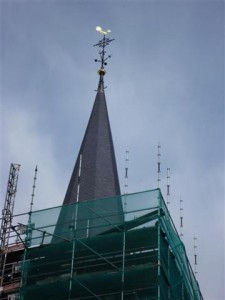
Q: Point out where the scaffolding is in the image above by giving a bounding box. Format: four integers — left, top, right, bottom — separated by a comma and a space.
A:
0, 210, 27, 300
0, 164, 22, 300
0, 164, 21, 251
17, 189, 203, 300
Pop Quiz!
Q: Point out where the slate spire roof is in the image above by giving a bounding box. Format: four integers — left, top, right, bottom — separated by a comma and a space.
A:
63, 72, 121, 204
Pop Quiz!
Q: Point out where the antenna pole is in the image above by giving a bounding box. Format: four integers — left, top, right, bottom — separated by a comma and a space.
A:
157, 143, 161, 188
26, 165, 38, 246
124, 150, 129, 212
180, 197, 184, 239
30, 165, 38, 213
166, 167, 170, 206
194, 235, 198, 276
124, 150, 129, 194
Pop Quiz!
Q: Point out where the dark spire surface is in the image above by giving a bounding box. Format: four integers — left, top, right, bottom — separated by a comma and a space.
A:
63, 79, 121, 204
63, 28, 121, 204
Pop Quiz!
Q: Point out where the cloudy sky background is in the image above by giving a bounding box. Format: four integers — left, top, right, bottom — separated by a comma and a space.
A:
1, 1, 224, 299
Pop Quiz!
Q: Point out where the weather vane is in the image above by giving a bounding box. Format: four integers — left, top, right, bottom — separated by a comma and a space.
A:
93, 26, 115, 73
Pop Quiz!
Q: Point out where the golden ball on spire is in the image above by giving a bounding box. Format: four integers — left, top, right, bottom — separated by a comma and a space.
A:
98, 68, 106, 76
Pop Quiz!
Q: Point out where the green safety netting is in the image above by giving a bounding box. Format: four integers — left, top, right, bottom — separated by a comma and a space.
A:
19, 189, 203, 300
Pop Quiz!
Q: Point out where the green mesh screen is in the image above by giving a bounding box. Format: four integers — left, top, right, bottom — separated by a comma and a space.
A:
20, 189, 203, 300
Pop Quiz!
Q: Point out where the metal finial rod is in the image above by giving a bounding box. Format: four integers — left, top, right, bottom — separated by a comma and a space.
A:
30, 165, 38, 213
94, 26, 114, 72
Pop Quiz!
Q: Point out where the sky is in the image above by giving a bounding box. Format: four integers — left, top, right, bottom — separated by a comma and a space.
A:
0, 0, 224, 299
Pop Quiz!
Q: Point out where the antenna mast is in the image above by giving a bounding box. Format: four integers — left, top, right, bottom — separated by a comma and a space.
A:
166, 167, 170, 206
124, 150, 129, 211
124, 150, 129, 194
179, 197, 184, 238
30, 165, 38, 213
157, 143, 161, 188
194, 235, 198, 276
26, 166, 38, 247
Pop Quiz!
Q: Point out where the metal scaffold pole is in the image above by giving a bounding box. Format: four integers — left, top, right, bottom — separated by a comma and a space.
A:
121, 227, 126, 300
69, 154, 82, 300
157, 196, 161, 300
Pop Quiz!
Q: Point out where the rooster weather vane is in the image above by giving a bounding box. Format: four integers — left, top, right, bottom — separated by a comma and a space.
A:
93, 26, 115, 80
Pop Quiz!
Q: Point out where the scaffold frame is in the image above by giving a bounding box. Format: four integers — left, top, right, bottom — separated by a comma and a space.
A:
16, 189, 203, 300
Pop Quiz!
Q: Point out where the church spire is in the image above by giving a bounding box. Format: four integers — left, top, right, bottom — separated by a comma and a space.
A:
62, 27, 121, 205
53, 28, 123, 240
94, 26, 114, 92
